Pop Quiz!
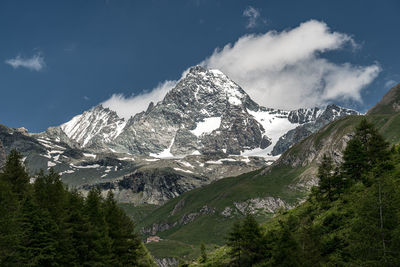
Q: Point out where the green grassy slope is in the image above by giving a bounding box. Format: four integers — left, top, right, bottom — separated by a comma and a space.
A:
125, 166, 306, 260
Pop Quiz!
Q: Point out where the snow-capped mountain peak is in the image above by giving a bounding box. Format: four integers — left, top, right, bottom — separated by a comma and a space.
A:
163, 66, 254, 111
61, 105, 126, 148
44, 66, 358, 158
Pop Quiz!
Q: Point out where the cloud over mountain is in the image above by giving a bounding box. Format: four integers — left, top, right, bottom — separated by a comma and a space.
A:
102, 80, 176, 120
102, 20, 380, 118
201, 20, 380, 109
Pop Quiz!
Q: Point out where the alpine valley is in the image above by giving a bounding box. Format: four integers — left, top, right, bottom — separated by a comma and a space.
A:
6, 66, 397, 265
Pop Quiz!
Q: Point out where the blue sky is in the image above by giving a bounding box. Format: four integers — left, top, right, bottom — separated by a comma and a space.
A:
0, 0, 399, 132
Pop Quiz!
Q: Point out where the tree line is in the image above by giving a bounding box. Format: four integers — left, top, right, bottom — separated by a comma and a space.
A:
0, 150, 155, 266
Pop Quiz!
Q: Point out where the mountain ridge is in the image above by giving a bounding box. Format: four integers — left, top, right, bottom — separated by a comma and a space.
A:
0, 66, 359, 206
40, 66, 358, 158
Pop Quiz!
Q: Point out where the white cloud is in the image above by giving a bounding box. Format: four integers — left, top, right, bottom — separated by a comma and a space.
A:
101, 20, 380, 118
385, 80, 397, 89
5, 53, 46, 71
201, 20, 381, 109
243, 6, 261, 29
101, 80, 177, 119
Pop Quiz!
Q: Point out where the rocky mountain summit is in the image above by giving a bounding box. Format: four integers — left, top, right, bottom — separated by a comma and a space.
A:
41, 66, 358, 158
0, 66, 358, 205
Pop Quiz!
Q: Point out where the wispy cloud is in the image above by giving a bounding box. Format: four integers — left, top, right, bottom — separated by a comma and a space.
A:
5, 53, 46, 71
384, 79, 397, 89
102, 80, 177, 119
243, 6, 263, 29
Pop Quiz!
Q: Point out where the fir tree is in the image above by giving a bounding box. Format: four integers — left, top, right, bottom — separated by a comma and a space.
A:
18, 197, 58, 266
226, 221, 243, 266
84, 187, 112, 265
239, 214, 265, 265
226, 214, 265, 266
316, 154, 336, 202
104, 191, 142, 266
267, 215, 301, 266
342, 118, 390, 185
0, 149, 30, 198
0, 178, 21, 265
342, 138, 367, 183
64, 190, 91, 265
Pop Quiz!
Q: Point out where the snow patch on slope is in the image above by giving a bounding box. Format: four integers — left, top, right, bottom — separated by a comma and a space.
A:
190, 117, 221, 137
247, 109, 299, 154
149, 136, 176, 158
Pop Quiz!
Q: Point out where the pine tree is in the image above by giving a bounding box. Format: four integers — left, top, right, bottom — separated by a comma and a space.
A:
342, 118, 390, 185
226, 214, 266, 266
342, 138, 367, 183
0, 178, 21, 265
0, 150, 28, 265
18, 196, 58, 266
64, 190, 91, 265
226, 221, 243, 266
265, 215, 301, 266
84, 187, 112, 265
316, 154, 336, 202
104, 191, 142, 266
33, 168, 68, 222
0, 149, 30, 198
33, 169, 77, 265
240, 214, 265, 265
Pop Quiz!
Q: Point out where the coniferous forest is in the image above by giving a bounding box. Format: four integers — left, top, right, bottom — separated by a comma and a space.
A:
0, 150, 155, 266
194, 119, 400, 266
2, 119, 400, 266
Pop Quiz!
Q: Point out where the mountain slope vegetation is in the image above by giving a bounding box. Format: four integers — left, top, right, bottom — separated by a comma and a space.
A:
131, 83, 400, 261
192, 118, 400, 266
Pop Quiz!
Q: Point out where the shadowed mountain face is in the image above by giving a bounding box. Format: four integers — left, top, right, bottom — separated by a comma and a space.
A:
0, 66, 358, 205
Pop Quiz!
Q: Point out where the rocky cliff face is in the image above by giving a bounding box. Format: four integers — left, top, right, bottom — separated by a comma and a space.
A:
110, 66, 265, 156
272, 104, 358, 155
0, 124, 47, 156
80, 168, 207, 205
